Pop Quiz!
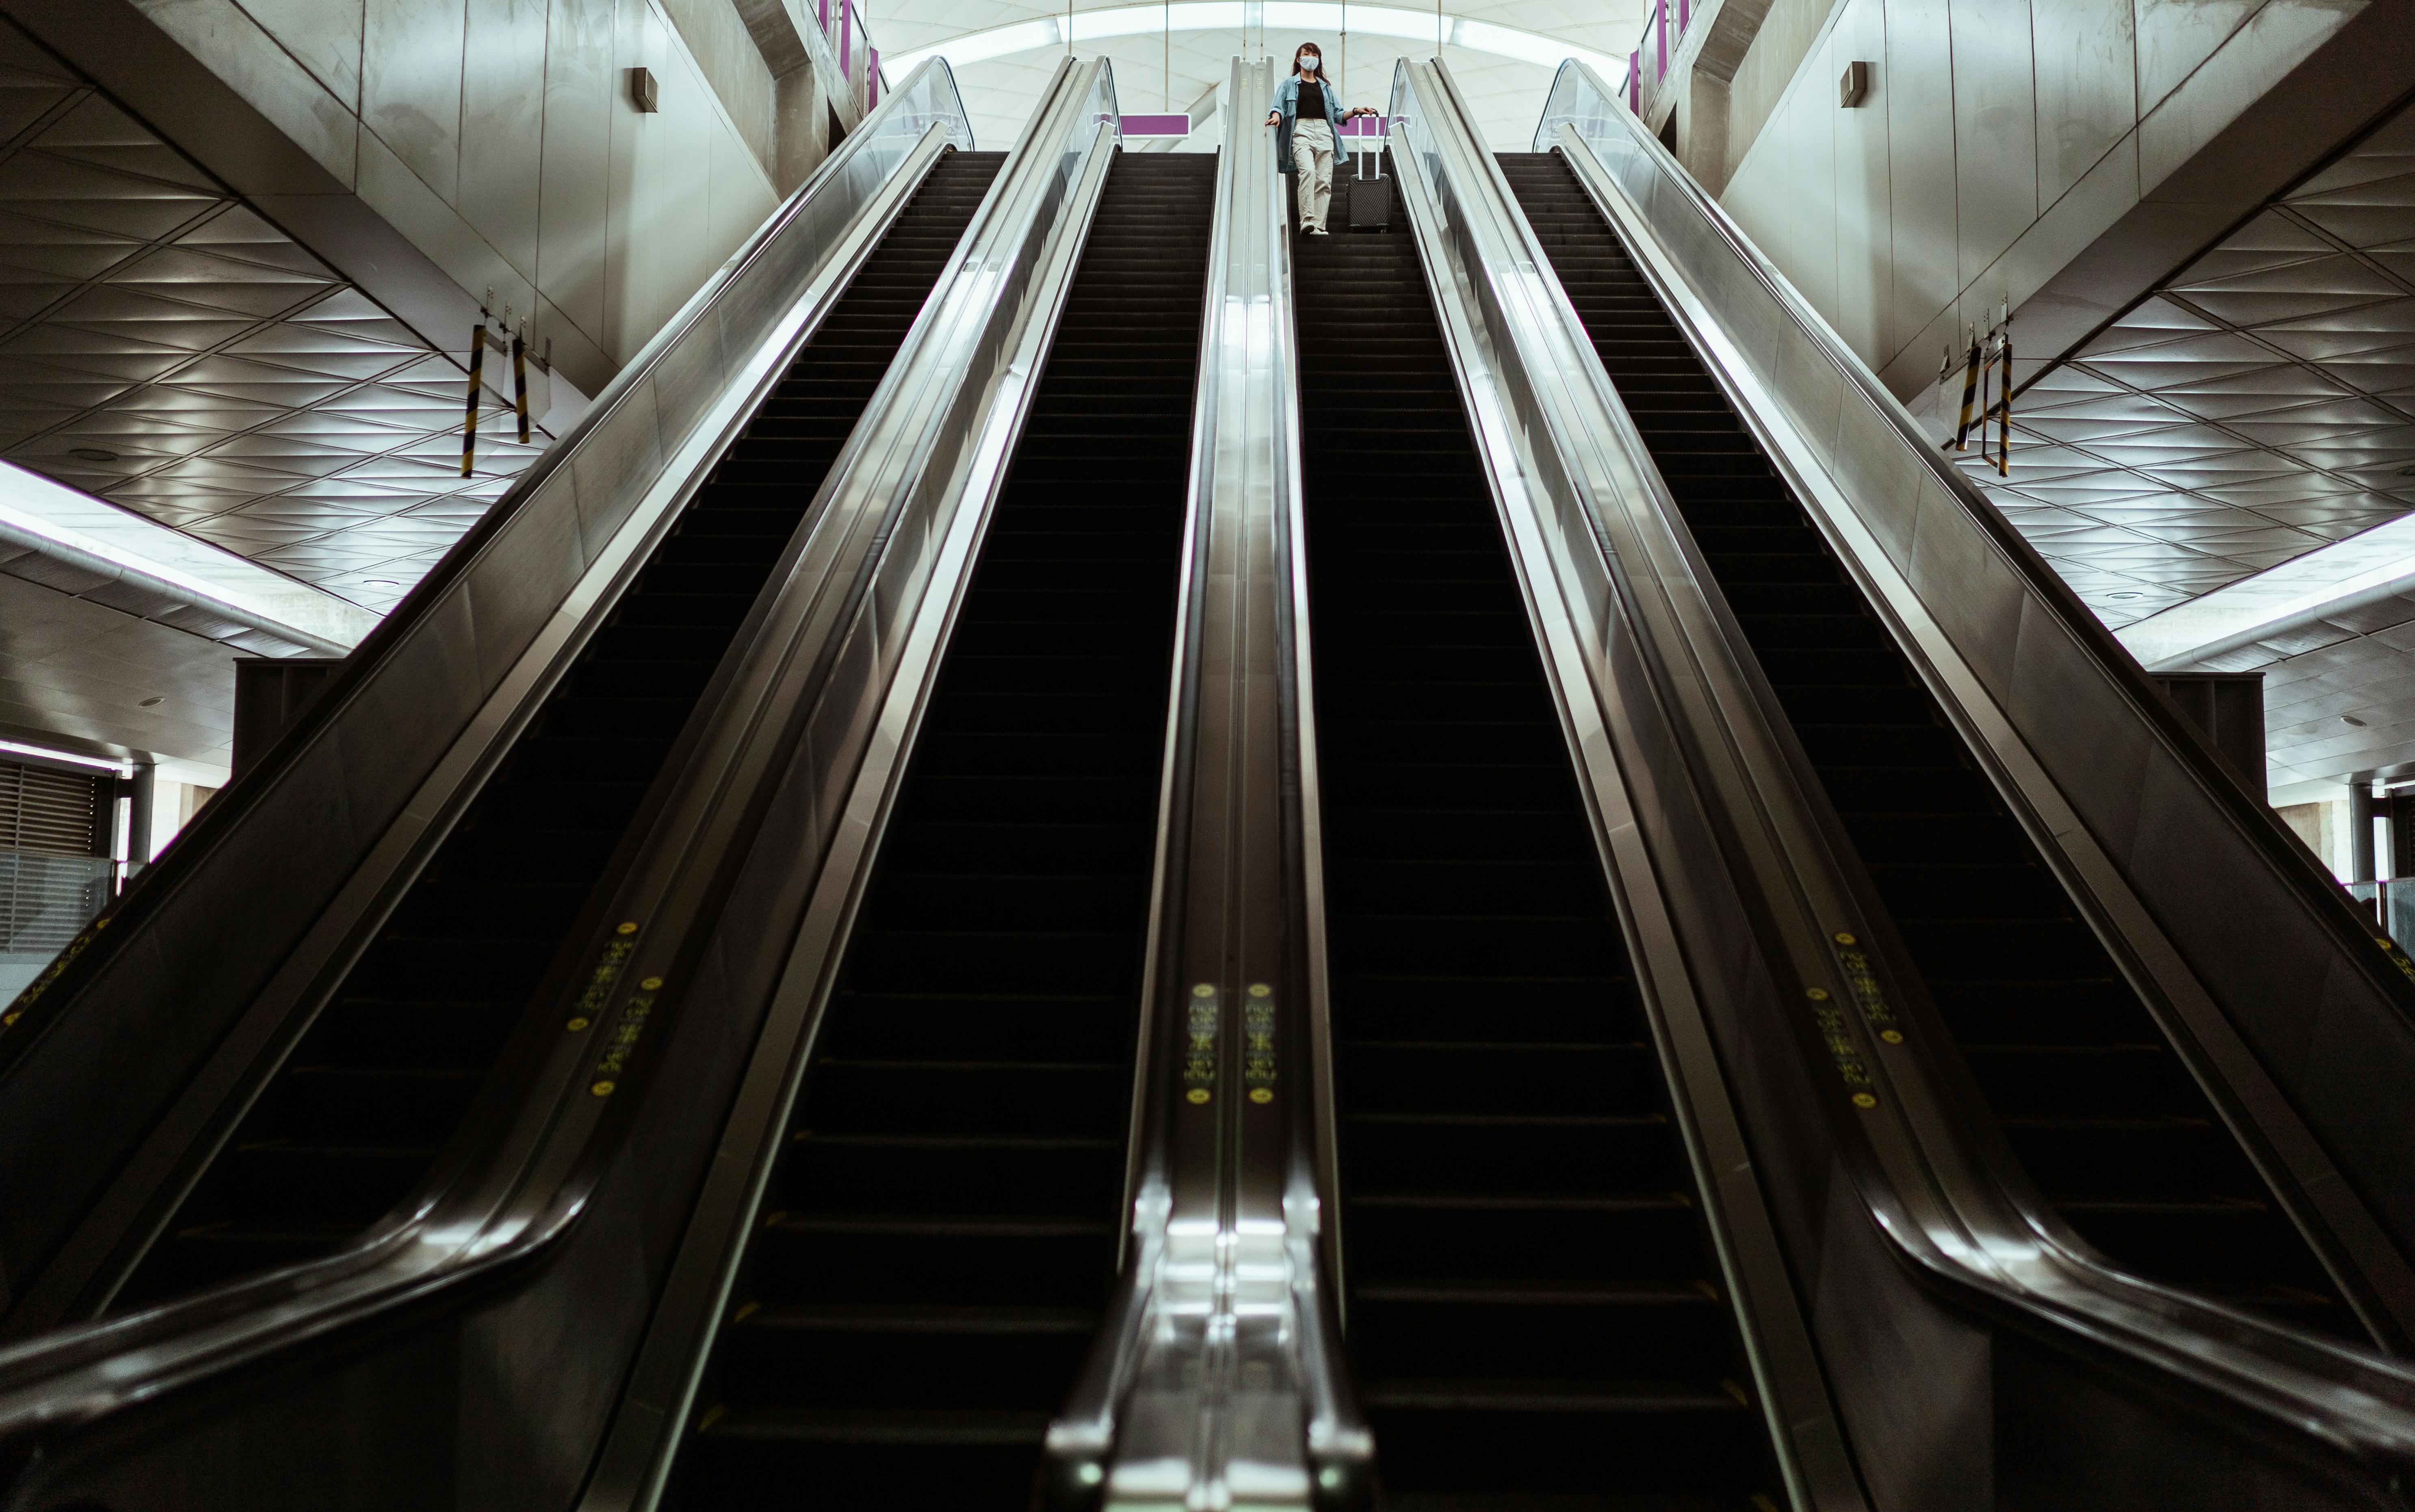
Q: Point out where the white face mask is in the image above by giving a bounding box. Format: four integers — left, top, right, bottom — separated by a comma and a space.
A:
1299, 54, 1319, 72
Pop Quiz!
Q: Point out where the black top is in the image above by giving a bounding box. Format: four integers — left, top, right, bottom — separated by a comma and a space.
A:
1297, 78, 1326, 119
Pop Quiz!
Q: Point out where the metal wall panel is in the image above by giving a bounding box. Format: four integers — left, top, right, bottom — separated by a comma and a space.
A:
234, 0, 368, 110
1789, 56, 1841, 323
604, 0, 667, 363
708, 119, 777, 278
1948, 0, 2038, 290
1830, 0, 1891, 365
2135, 0, 2265, 113
461, 0, 549, 283
2030, 0, 2133, 206
1881, 0, 1956, 362
658, 25, 718, 343
538, 0, 616, 342
362, 0, 468, 206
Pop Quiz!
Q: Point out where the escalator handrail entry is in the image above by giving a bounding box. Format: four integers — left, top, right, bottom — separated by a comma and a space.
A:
0, 67, 999, 1436
563, 59, 1137, 1512
1419, 54, 2415, 1471
0, 61, 976, 1090
1535, 59, 2415, 1317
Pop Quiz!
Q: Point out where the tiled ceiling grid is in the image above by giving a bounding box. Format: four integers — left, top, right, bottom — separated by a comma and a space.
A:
0, 22, 550, 617
1961, 102, 2415, 630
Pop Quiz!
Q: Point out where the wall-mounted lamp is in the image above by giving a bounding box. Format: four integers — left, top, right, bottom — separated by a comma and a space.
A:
1838, 60, 1869, 107
630, 67, 659, 112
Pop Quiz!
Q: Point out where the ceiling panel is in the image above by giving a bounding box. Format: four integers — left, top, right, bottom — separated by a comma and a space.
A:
1965, 98, 2415, 633
0, 19, 560, 617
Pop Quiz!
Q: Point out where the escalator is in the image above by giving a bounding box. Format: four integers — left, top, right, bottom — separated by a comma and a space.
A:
111, 149, 1008, 1311
668, 151, 1215, 1510
1294, 178, 1781, 1508
1497, 151, 2356, 1342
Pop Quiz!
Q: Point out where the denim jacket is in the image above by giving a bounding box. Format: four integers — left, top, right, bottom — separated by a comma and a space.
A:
1272, 73, 1349, 174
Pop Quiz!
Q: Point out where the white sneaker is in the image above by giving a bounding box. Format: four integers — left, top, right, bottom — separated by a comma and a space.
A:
1307, 225, 1329, 235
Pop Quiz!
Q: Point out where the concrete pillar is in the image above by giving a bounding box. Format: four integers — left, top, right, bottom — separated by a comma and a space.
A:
775, 65, 831, 196
1676, 70, 1732, 193
126, 761, 156, 867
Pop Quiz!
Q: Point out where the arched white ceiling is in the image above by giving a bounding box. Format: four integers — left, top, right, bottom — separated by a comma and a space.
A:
866, 0, 1642, 152
885, 4, 1627, 82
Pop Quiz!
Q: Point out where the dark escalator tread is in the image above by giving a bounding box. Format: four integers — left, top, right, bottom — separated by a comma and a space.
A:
1495, 151, 2356, 1341
669, 153, 1215, 1511
686, 1407, 1052, 1512
1293, 179, 1780, 1507
111, 150, 1010, 1313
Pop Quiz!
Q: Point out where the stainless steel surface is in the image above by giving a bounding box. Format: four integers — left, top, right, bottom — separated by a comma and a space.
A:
1042, 56, 1369, 1512
1388, 56, 1863, 1510
1975, 99, 2415, 632
0, 15, 559, 616
1530, 52, 2415, 1477
567, 56, 1126, 1511
0, 57, 972, 1417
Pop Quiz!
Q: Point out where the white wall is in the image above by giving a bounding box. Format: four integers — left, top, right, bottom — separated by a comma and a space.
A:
1715, 0, 2379, 403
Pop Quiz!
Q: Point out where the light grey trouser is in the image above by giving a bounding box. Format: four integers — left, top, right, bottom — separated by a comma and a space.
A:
1292, 118, 1336, 229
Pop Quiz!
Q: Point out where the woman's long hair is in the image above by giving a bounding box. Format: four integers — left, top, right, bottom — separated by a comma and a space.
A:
1291, 43, 1322, 75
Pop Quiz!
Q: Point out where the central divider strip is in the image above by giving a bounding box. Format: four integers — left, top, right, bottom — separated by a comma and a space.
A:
1041, 55, 1371, 1512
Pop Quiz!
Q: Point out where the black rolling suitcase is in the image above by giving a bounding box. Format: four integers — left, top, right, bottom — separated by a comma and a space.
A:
1348, 126, 1391, 231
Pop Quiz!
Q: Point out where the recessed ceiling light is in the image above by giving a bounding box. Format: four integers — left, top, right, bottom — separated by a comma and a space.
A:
2106, 591, 2143, 600
2344, 715, 2370, 727
137, 696, 161, 707
68, 448, 118, 462
362, 579, 399, 587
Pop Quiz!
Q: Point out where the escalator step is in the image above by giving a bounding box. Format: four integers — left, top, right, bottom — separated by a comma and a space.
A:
111, 149, 1012, 1313
1499, 150, 2357, 1341
1296, 164, 1780, 1507
670, 152, 1215, 1511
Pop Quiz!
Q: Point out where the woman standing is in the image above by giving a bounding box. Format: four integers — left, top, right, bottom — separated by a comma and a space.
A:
1266, 44, 1376, 234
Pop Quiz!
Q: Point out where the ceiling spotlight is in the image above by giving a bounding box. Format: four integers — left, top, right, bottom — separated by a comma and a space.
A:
2106, 591, 2143, 600
2344, 715, 2370, 727
138, 696, 162, 707
68, 448, 118, 462
362, 579, 399, 587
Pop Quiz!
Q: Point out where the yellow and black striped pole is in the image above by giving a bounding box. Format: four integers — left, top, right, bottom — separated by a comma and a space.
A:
1941, 323, 1980, 446
462, 318, 487, 478
512, 322, 532, 444
1992, 322, 2012, 476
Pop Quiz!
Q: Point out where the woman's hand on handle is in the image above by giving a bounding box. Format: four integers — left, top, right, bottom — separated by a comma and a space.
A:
1266, 110, 1281, 126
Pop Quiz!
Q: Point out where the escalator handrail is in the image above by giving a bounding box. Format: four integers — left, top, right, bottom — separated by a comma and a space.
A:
1382, 57, 1866, 1512
1447, 58, 2415, 1471
1037, 57, 1373, 1508
566, 58, 1132, 1512
0, 71, 998, 1434
1535, 61, 2415, 1336
0, 59, 974, 1331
